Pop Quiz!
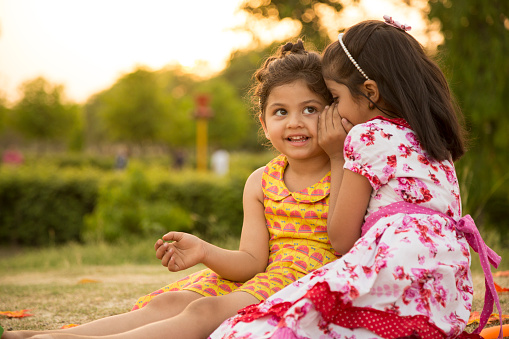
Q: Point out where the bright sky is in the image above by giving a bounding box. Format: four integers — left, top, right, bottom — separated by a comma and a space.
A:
0, 0, 433, 104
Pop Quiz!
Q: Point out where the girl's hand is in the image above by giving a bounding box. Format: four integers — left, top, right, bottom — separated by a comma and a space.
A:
155, 232, 206, 272
318, 103, 354, 161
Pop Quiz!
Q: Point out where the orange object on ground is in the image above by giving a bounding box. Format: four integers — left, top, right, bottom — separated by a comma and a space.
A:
468, 312, 509, 325
494, 282, 509, 292
479, 323, 509, 339
0, 309, 33, 318
61, 324, 79, 329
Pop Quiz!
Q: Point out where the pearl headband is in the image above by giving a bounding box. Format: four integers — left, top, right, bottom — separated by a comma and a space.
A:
337, 33, 370, 81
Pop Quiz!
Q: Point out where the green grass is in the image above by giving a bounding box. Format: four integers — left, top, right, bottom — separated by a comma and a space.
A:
0, 238, 508, 334
0, 236, 240, 272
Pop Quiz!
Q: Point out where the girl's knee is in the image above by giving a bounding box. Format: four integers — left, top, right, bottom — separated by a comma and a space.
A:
184, 293, 255, 321
185, 297, 218, 319
144, 291, 202, 313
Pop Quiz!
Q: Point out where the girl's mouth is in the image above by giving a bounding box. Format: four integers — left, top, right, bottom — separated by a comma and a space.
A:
287, 136, 309, 142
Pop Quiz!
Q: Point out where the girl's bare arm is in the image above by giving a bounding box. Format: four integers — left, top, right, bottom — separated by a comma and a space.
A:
157, 167, 269, 282
318, 103, 370, 254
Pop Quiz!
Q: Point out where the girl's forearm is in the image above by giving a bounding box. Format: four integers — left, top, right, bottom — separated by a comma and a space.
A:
327, 158, 345, 228
327, 169, 372, 254
201, 242, 267, 282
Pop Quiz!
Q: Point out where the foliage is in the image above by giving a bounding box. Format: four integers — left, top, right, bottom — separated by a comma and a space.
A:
28, 152, 116, 171
0, 151, 273, 246
0, 94, 9, 134
86, 68, 174, 146
0, 165, 99, 246
240, 0, 350, 49
84, 66, 253, 151
83, 167, 193, 242
428, 0, 509, 239
219, 42, 286, 151
9, 77, 80, 148
195, 77, 251, 149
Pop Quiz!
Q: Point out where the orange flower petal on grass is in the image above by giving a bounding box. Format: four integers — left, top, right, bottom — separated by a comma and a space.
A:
0, 309, 33, 318
77, 278, 100, 284
468, 311, 481, 325
467, 312, 509, 325
61, 324, 80, 329
494, 282, 509, 292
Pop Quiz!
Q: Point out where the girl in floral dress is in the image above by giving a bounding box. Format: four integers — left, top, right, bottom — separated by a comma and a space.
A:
209, 16, 503, 339
4, 42, 344, 339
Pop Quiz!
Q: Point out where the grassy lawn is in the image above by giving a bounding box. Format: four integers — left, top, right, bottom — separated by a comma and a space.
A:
0, 264, 203, 331
1, 240, 508, 334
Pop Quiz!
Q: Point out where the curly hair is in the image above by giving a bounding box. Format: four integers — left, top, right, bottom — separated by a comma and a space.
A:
252, 39, 333, 124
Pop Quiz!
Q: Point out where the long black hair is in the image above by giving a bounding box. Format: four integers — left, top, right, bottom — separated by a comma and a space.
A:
322, 20, 467, 162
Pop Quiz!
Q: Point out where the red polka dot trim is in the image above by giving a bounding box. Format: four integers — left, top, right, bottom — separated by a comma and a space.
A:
305, 281, 446, 339
233, 281, 480, 339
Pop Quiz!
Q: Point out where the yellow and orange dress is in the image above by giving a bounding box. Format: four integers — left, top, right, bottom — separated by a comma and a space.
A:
132, 154, 340, 310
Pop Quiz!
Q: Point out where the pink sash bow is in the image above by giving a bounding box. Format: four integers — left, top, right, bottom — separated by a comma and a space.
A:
361, 201, 503, 338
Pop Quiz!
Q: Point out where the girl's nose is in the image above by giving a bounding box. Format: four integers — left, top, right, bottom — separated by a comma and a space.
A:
286, 113, 304, 128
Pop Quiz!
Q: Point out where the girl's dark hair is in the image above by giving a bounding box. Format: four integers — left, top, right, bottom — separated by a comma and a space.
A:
253, 39, 333, 122
322, 20, 467, 161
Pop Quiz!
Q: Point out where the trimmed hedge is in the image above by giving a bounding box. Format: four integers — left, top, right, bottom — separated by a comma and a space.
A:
0, 167, 99, 246
0, 165, 247, 246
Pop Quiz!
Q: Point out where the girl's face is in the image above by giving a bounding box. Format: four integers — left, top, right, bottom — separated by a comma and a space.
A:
261, 79, 329, 161
324, 79, 379, 125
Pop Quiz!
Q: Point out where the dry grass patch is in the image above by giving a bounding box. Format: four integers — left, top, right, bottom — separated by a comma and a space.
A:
1, 265, 508, 333
0, 264, 203, 331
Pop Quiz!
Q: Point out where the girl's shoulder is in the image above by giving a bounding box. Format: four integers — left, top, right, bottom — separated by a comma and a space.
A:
353, 117, 411, 131
348, 117, 414, 143
262, 154, 287, 177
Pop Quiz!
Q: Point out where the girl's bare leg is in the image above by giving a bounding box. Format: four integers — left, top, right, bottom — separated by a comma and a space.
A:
28, 291, 259, 339
1, 291, 201, 339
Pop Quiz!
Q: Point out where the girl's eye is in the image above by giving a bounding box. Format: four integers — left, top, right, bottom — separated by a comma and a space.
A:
332, 97, 339, 103
274, 109, 287, 116
303, 106, 318, 115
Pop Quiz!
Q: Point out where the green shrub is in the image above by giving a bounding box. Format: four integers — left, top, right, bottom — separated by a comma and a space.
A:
0, 166, 99, 246
24, 153, 115, 170
0, 151, 271, 246
84, 167, 193, 242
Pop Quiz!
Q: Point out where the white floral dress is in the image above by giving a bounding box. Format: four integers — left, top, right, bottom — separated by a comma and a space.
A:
209, 117, 501, 339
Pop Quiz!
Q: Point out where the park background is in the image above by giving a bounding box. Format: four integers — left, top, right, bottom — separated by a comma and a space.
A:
0, 0, 508, 333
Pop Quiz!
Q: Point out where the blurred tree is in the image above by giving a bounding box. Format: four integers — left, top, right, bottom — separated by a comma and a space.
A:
195, 77, 251, 149
86, 66, 252, 151
0, 94, 8, 135
240, 0, 352, 49
219, 42, 295, 150
10, 77, 79, 150
428, 0, 509, 235
92, 68, 168, 146
220, 42, 284, 99
155, 68, 197, 148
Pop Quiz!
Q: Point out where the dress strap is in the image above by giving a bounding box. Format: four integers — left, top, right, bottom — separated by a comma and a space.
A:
361, 201, 503, 339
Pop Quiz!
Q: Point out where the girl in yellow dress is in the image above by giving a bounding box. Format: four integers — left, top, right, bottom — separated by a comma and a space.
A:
5, 40, 350, 339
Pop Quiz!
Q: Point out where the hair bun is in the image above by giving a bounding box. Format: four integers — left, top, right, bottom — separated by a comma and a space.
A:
280, 40, 306, 56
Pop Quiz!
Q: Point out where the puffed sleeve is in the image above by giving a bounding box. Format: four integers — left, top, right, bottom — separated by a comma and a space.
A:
343, 121, 398, 191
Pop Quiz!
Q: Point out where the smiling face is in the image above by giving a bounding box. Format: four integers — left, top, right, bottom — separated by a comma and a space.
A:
260, 79, 329, 162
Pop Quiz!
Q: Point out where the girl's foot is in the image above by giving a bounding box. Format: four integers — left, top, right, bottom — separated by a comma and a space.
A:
1, 330, 36, 339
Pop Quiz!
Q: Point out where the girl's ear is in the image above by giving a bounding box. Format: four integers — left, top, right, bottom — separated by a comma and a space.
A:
363, 80, 380, 103
259, 114, 270, 140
